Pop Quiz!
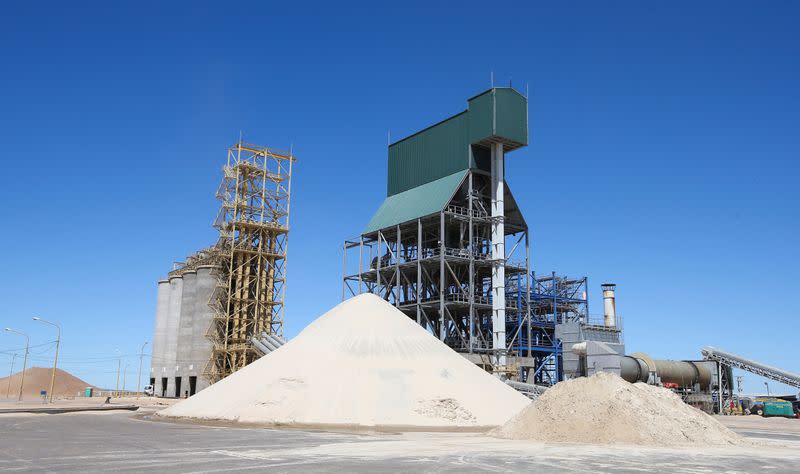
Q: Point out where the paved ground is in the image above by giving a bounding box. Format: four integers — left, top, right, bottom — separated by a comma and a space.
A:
0, 410, 798, 473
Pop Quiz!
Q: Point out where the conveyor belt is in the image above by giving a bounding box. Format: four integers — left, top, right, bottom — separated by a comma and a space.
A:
702, 346, 800, 389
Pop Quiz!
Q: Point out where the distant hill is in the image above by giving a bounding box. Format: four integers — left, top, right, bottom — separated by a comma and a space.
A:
0, 367, 94, 399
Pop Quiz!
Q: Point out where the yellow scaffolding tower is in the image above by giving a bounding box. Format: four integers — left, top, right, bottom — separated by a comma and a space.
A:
204, 141, 294, 383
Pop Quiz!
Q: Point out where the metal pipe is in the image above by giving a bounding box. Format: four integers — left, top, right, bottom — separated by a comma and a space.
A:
264, 334, 286, 349
259, 334, 280, 352
250, 337, 271, 355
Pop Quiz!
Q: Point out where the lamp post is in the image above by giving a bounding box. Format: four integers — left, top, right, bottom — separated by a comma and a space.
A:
137, 341, 148, 396
122, 363, 129, 394
6, 353, 17, 398
32, 316, 60, 404
115, 349, 121, 397
764, 382, 770, 396
4, 328, 29, 401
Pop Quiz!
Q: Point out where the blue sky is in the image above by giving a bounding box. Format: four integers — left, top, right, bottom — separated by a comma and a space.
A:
1, 2, 797, 395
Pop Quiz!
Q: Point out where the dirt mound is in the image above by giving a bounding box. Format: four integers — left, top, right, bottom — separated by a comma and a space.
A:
492, 372, 744, 447
0, 367, 94, 399
160, 294, 530, 428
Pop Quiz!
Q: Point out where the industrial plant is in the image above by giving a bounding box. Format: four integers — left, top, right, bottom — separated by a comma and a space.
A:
148, 87, 799, 422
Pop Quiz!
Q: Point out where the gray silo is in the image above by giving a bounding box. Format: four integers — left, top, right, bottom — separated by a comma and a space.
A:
190, 265, 216, 393
149, 279, 170, 393
175, 269, 196, 398
163, 274, 183, 397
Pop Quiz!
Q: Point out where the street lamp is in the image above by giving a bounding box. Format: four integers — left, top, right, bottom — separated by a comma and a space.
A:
4, 328, 29, 401
32, 316, 61, 404
764, 382, 770, 396
122, 363, 129, 393
115, 349, 121, 397
137, 341, 148, 397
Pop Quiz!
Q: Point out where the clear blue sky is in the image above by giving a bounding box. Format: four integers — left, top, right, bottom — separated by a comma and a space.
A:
1, 2, 797, 395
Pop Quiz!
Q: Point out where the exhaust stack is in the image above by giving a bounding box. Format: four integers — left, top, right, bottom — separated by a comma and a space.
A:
602, 283, 617, 327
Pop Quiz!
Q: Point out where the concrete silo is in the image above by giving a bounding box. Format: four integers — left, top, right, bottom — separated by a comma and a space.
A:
175, 269, 196, 398
149, 279, 170, 393
163, 274, 183, 397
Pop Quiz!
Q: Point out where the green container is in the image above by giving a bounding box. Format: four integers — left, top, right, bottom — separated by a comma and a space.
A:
84, 387, 93, 398
763, 401, 794, 417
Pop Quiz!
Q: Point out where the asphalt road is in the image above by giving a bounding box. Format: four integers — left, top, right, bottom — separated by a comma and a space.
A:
1, 411, 798, 473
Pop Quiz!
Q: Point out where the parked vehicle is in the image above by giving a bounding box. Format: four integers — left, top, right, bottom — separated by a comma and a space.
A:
748, 398, 795, 418
143, 385, 154, 396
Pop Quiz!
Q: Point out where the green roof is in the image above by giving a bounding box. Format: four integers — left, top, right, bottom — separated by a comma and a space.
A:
364, 170, 467, 234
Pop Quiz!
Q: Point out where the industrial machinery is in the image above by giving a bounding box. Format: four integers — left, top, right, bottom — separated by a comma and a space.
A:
571, 341, 728, 413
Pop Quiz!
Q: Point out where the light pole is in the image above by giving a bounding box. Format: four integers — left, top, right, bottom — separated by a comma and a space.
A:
32, 316, 60, 404
122, 363, 129, 393
6, 353, 17, 398
764, 382, 770, 396
115, 349, 121, 397
137, 341, 148, 396
4, 328, 29, 401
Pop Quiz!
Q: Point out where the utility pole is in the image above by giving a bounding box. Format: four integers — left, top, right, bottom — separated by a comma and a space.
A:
6, 353, 17, 398
4, 328, 29, 401
32, 317, 60, 403
137, 341, 148, 396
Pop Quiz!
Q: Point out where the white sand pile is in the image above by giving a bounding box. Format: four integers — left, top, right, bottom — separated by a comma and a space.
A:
160, 294, 530, 429
492, 372, 743, 447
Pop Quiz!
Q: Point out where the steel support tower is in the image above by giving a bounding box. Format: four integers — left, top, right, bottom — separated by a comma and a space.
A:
204, 142, 294, 383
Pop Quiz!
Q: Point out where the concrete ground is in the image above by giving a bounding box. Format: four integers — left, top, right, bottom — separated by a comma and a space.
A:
0, 410, 798, 473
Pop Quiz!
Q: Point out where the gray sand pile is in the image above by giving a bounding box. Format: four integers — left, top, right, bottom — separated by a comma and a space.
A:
160, 294, 530, 429
492, 372, 744, 447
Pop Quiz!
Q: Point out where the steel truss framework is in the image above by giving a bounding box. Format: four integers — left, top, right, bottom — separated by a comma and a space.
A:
204, 142, 294, 383
519, 274, 589, 385
343, 171, 597, 385
343, 170, 554, 383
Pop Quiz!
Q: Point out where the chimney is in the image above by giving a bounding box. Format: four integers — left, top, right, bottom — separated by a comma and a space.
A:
602, 283, 617, 327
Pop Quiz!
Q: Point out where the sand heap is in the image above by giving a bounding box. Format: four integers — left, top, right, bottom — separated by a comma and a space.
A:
161, 294, 530, 428
492, 372, 743, 447
0, 367, 93, 399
